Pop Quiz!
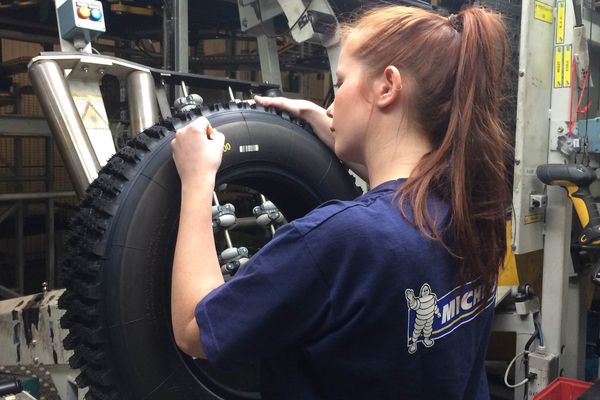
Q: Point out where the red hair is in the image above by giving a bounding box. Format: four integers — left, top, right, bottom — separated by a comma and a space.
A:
343, 6, 511, 289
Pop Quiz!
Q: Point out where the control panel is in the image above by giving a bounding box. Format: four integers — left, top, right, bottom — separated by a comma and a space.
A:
57, 0, 105, 45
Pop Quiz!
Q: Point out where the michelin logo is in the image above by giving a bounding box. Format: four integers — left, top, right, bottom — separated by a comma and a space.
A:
405, 279, 495, 353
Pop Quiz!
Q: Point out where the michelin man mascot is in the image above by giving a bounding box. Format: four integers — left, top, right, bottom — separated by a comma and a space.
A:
405, 283, 441, 354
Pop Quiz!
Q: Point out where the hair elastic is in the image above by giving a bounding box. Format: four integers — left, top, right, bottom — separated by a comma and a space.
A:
448, 14, 464, 33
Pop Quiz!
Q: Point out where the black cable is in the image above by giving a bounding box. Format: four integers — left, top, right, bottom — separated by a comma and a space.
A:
583, 9, 593, 166
572, 0, 583, 26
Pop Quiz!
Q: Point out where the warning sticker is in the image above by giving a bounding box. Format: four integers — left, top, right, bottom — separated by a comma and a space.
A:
556, 1, 565, 43
81, 103, 109, 129
525, 214, 544, 224
554, 46, 564, 88
534, 1, 553, 24
564, 45, 572, 87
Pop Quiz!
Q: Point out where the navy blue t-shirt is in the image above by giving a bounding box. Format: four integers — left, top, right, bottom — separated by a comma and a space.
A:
196, 179, 495, 399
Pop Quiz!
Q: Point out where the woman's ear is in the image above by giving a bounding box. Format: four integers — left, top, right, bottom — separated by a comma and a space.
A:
376, 66, 403, 108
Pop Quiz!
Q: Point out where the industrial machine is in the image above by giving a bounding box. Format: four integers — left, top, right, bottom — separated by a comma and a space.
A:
4, 1, 359, 399
1, 0, 600, 399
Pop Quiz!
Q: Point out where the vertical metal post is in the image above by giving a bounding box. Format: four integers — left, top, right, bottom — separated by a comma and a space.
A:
174, 0, 188, 72
16, 201, 24, 295
14, 138, 24, 295
541, 0, 581, 378
540, 186, 572, 354
126, 71, 159, 135
162, 0, 187, 101
162, 3, 174, 104
325, 41, 341, 92
28, 59, 100, 197
564, 273, 589, 378
162, 3, 172, 71
45, 136, 55, 289
174, 0, 188, 99
256, 31, 282, 86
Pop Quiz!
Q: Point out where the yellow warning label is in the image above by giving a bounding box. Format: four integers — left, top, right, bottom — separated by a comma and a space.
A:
556, 1, 566, 43
554, 46, 564, 88
525, 214, 544, 224
534, 1, 553, 24
81, 103, 109, 129
564, 44, 572, 87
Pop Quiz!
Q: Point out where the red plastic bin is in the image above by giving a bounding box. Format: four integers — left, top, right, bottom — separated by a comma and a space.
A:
533, 377, 593, 400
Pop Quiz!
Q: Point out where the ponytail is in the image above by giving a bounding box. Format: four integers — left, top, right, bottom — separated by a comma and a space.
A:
345, 6, 512, 290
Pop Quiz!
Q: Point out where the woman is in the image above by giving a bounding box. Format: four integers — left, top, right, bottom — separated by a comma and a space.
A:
171, 5, 511, 399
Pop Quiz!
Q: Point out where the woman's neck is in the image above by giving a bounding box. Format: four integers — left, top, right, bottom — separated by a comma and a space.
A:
364, 124, 432, 188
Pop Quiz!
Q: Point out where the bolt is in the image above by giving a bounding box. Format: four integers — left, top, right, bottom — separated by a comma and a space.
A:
34, 357, 39, 364
558, 126, 564, 133
519, 70, 525, 77
242, 17, 248, 28
32, 339, 37, 346
81, 65, 89, 73
42, 282, 48, 294
515, 159, 521, 165
99, 68, 105, 76
511, 244, 516, 251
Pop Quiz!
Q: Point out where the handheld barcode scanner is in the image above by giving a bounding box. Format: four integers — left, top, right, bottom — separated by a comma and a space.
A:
536, 164, 600, 284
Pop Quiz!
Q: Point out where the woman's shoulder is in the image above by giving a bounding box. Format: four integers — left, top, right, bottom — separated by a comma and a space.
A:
292, 198, 368, 236
291, 191, 404, 237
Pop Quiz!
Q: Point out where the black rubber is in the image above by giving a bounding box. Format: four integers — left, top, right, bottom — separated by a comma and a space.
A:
58, 102, 361, 400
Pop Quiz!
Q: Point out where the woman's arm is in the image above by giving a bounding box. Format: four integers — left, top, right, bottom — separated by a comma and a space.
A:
171, 117, 226, 358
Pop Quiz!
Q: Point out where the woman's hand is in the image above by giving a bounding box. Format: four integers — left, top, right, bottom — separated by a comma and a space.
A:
254, 95, 335, 149
171, 117, 225, 189
254, 95, 368, 183
253, 95, 321, 119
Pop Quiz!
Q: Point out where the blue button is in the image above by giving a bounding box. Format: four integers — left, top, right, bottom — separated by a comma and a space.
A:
90, 8, 102, 21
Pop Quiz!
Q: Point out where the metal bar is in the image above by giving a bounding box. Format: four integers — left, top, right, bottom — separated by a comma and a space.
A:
28, 59, 100, 197
14, 137, 22, 191
29, 52, 279, 93
46, 198, 55, 289
14, 138, 25, 296
0, 284, 20, 299
163, 2, 173, 103
234, 216, 262, 228
213, 193, 233, 248
152, 69, 280, 93
127, 71, 159, 135
256, 31, 282, 86
46, 136, 55, 289
174, 0, 188, 99
155, 80, 172, 119
0, 28, 58, 46
16, 201, 24, 295
260, 194, 276, 236
0, 175, 50, 182
0, 203, 18, 225
0, 191, 76, 202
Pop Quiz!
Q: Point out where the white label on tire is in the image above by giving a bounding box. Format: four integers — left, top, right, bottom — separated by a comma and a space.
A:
239, 145, 259, 153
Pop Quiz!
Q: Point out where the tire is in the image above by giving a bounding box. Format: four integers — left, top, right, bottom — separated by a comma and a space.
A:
58, 102, 361, 400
